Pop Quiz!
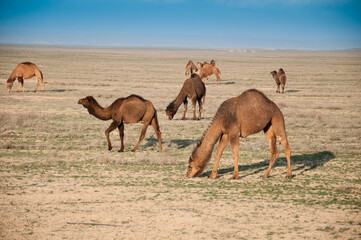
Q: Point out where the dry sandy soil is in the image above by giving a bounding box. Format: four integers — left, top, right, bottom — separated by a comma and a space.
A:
0, 45, 360, 239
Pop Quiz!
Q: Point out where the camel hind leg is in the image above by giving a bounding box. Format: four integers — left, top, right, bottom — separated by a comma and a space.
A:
191, 99, 197, 120
197, 95, 205, 120
150, 116, 162, 151
118, 123, 124, 152
230, 132, 240, 179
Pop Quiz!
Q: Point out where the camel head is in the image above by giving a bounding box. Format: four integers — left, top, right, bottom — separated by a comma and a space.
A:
210, 60, 216, 66
270, 71, 277, 77
78, 96, 95, 108
186, 156, 202, 178
6, 79, 14, 92
165, 101, 177, 120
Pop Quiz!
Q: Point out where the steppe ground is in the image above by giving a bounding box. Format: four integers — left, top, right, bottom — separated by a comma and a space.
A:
0, 45, 360, 239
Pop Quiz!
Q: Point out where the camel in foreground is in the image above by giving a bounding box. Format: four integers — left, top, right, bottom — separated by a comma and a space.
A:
187, 89, 292, 179
196, 62, 221, 85
7, 62, 45, 93
166, 74, 206, 120
78, 95, 162, 152
184, 60, 198, 76
270, 68, 287, 93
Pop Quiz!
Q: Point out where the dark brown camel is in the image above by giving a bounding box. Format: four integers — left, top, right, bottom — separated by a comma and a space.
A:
196, 62, 221, 85
78, 95, 162, 152
7, 62, 45, 93
166, 73, 206, 120
184, 60, 198, 76
187, 89, 292, 179
270, 68, 287, 93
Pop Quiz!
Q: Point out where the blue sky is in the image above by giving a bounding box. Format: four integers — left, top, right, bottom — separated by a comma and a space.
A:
0, 0, 360, 50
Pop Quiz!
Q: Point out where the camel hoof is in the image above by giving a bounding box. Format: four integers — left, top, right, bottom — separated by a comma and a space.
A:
108, 146, 112, 151
261, 174, 268, 179
286, 174, 293, 179
232, 174, 239, 179
118, 149, 124, 152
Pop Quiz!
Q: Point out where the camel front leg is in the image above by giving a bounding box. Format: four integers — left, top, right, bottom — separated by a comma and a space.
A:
105, 121, 119, 151
132, 123, 149, 152
34, 78, 40, 92
182, 99, 188, 120
118, 123, 124, 152
17, 77, 24, 92
262, 130, 278, 178
209, 134, 229, 178
230, 133, 240, 179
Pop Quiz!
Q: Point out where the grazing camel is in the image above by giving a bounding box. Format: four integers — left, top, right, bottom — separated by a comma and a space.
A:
184, 60, 198, 76
7, 62, 45, 93
78, 95, 162, 152
196, 62, 221, 85
187, 89, 292, 179
166, 73, 206, 120
270, 68, 287, 93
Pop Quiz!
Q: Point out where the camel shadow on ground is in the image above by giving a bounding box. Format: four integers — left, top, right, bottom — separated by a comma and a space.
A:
201, 151, 335, 179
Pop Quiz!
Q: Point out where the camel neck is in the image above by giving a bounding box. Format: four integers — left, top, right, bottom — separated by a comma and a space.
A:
173, 90, 187, 109
192, 118, 223, 170
88, 101, 112, 121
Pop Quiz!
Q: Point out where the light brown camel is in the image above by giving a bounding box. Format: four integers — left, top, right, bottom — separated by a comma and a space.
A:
196, 62, 221, 85
187, 89, 292, 179
78, 95, 162, 152
184, 60, 198, 76
7, 62, 45, 93
270, 68, 287, 93
166, 73, 206, 120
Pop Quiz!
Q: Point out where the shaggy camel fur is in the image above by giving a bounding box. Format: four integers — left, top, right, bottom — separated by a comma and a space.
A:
166, 74, 206, 120
270, 68, 287, 93
7, 62, 44, 93
78, 95, 162, 152
184, 60, 198, 76
187, 89, 292, 179
196, 62, 221, 85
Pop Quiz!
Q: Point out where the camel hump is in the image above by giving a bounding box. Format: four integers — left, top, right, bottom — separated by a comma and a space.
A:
126, 94, 146, 102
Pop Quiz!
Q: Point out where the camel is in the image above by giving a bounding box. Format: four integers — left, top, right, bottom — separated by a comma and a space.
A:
184, 60, 198, 76
186, 89, 292, 179
7, 62, 45, 93
166, 73, 206, 120
78, 94, 162, 152
270, 68, 287, 93
196, 62, 221, 85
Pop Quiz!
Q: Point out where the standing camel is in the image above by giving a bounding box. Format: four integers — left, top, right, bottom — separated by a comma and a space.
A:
166, 73, 206, 120
187, 89, 292, 179
7, 62, 45, 93
270, 68, 287, 93
184, 60, 198, 76
196, 62, 221, 85
78, 95, 162, 152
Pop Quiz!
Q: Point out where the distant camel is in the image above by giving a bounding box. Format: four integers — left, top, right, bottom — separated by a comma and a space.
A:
187, 89, 292, 179
196, 62, 221, 85
270, 68, 287, 93
78, 95, 162, 152
184, 60, 198, 76
7, 62, 45, 93
166, 73, 206, 120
